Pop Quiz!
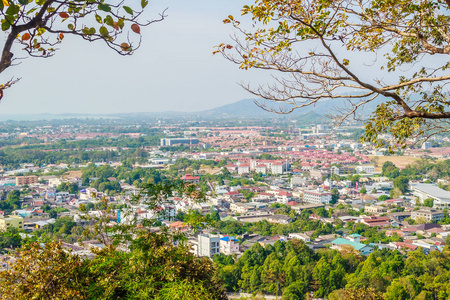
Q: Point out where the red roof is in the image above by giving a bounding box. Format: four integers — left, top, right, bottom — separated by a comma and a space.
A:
278, 191, 293, 196
181, 174, 200, 180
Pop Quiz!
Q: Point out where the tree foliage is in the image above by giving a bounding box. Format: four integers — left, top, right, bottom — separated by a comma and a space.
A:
218, 0, 450, 148
0, 233, 227, 299
0, 0, 164, 98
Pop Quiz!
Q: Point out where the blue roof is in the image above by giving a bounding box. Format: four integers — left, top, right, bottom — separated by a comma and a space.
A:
220, 236, 238, 242
349, 233, 361, 237
331, 238, 371, 251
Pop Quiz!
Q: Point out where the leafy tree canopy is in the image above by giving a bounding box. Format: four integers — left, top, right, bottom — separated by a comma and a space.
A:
218, 0, 450, 149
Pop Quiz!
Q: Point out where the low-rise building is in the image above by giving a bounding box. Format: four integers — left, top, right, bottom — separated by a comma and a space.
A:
364, 205, 387, 214
330, 233, 374, 255
411, 183, 450, 209
267, 214, 292, 224
355, 165, 375, 174
411, 209, 444, 222
0, 216, 24, 231
288, 233, 311, 243
303, 189, 332, 204
230, 203, 253, 214
15, 175, 38, 186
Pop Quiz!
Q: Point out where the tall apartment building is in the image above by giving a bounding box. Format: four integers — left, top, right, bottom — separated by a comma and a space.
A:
15, 175, 38, 186
198, 234, 220, 258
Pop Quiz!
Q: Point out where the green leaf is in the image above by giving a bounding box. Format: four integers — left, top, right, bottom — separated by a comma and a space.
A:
99, 26, 108, 37
141, 0, 148, 9
123, 6, 133, 15
67, 23, 74, 30
95, 14, 102, 24
26, 7, 38, 15
6, 4, 20, 16
98, 3, 111, 13
18, 0, 28, 5
1, 20, 10, 31
117, 18, 124, 29
104, 15, 113, 27
0, 1, 4, 11
35, 0, 45, 5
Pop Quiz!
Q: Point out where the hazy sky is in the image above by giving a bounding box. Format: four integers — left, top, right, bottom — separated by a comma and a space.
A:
0, 0, 266, 115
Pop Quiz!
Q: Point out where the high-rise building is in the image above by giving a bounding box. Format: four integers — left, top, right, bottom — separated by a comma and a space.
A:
198, 234, 220, 258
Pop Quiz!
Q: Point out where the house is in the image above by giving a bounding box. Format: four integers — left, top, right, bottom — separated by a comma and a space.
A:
169, 221, 190, 232
181, 174, 200, 184
225, 191, 244, 200
267, 214, 292, 224
230, 203, 253, 214
289, 233, 311, 243
330, 234, 374, 255
361, 216, 391, 228
255, 164, 268, 174
223, 164, 238, 173
276, 191, 293, 204
364, 205, 387, 214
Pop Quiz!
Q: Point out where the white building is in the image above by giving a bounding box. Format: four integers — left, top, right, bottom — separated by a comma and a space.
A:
255, 164, 267, 174
422, 142, 433, 150
276, 191, 293, 204
303, 189, 332, 204
198, 234, 220, 258
238, 164, 251, 175
220, 236, 240, 255
288, 233, 311, 243
411, 183, 450, 209
411, 209, 444, 222
271, 163, 285, 174
230, 203, 253, 214
355, 165, 375, 174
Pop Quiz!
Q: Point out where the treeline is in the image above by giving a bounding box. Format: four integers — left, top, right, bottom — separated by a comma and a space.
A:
383, 159, 450, 182
215, 240, 450, 299
0, 147, 151, 169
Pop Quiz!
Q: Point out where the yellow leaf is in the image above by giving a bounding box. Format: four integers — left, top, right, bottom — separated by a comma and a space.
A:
2, 0, 8, 7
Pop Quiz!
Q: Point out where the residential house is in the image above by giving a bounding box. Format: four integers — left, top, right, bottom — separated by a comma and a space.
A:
330, 233, 374, 255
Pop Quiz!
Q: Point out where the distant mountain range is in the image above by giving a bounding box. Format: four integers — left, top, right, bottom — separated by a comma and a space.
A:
0, 96, 384, 122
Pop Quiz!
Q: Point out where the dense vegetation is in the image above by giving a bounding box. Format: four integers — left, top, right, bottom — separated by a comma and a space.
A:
215, 240, 450, 300
0, 232, 227, 300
